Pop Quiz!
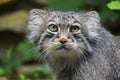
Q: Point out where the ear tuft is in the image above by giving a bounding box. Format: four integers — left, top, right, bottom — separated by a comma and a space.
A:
29, 9, 47, 17
81, 11, 101, 25
29, 9, 38, 14
85, 11, 100, 22
86, 11, 99, 18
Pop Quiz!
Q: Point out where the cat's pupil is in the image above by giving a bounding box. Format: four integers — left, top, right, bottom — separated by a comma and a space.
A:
48, 24, 58, 32
70, 26, 80, 32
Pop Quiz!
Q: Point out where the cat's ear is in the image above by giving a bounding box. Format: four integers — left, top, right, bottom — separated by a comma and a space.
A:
26, 9, 47, 43
29, 9, 47, 19
84, 11, 100, 23
81, 11, 101, 37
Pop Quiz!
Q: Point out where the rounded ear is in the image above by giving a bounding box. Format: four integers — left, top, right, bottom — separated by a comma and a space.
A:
29, 9, 47, 19
26, 9, 47, 43
85, 11, 100, 19
83, 11, 100, 26
80, 11, 101, 37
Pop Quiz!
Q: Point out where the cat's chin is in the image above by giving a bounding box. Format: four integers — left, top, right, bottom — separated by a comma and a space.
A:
50, 50, 78, 61
56, 45, 70, 51
49, 44, 78, 60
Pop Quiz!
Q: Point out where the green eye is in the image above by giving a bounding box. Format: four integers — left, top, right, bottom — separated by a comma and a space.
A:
70, 25, 80, 32
48, 24, 58, 32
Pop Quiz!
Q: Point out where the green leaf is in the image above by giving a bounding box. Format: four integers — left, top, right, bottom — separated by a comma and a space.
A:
19, 74, 26, 80
107, 1, 120, 10
19, 74, 30, 80
0, 68, 5, 75
43, 64, 51, 74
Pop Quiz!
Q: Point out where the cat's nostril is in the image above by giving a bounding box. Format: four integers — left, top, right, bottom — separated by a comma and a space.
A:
59, 38, 67, 44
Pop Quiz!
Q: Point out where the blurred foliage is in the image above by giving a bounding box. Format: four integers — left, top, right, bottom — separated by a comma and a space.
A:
48, 0, 120, 22
0, 0, 120, 80
0, 10, 28, 32
0, 39, 53, 80
48, 0, 86, 11
0, 0, 11, 4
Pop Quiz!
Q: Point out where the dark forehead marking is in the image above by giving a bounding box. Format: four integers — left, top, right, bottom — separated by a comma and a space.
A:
64, 12, 75, 17
63, 13, 76, 21
60, 13, 75, 21
50, 11, 78, 23
52, 11, 76, 17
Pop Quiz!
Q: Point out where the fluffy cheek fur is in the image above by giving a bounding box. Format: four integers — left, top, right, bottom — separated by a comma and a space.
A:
40, 36, 88, 61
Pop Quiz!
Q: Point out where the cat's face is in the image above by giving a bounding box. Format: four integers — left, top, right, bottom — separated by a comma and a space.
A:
27, 9, 100, 61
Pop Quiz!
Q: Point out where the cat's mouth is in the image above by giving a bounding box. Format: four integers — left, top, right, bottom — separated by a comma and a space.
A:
50, 43, 78, 60
57, 44, 69, 50
51, 42, 75, 53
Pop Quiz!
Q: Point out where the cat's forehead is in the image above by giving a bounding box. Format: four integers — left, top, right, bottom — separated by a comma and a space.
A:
50, 11, 76, 17
49, 11, 78, 19
47, 11, 79, 24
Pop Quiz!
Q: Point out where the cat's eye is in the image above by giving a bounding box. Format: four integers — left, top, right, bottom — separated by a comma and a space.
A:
70, 25, 80, 33
48, 24, 58, 32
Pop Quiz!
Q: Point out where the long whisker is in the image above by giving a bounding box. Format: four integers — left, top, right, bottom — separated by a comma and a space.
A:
37, 46, 51, 62
76, 46, 88, 60
68, 45, 78, 56
42, 49, 51, 60
68, 44, 81, 57
69, 44, 84, 59
25, 46, 40, 58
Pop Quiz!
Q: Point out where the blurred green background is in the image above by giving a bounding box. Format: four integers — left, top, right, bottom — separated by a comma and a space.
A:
0, 0, 120, 80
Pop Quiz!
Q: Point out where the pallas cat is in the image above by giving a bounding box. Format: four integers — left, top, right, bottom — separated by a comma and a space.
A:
26, 9, 120, 80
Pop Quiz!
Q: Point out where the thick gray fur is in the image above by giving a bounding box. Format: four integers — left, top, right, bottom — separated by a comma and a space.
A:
26, 9, 120, 80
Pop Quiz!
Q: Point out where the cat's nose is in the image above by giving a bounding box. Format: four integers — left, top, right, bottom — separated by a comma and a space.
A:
59, 38, 67, 44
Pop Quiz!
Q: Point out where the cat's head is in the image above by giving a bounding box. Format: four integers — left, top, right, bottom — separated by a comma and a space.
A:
26, 9, 101, 61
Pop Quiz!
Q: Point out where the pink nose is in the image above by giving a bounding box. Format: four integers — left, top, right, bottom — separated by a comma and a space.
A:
59, 38, 67, 44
